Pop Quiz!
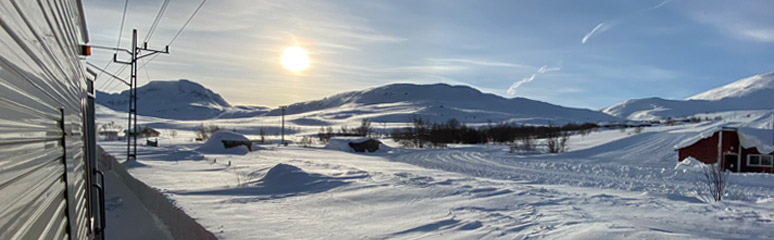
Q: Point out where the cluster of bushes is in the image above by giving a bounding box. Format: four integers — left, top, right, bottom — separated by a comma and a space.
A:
662, 116, 723, 125
195, 124, 222, 141
391, 116, 596, 152
317, 118, 373, 143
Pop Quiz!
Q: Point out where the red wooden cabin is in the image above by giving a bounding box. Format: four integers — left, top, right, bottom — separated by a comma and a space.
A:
676, 127, 774, 173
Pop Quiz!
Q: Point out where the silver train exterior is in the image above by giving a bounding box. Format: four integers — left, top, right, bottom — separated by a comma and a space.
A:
0, 0, 103, 239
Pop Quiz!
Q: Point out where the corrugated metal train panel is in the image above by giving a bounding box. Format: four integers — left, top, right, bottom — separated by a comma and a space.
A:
0, 0, 91, 239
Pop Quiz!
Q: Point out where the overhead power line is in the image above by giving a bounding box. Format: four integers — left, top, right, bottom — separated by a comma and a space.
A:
145, 0, 170, 42
139, 0, 207, 70
86, 62, 130, 86
105, 0, 207, 88
96, 0, 129, 90
168, 0, 207, 45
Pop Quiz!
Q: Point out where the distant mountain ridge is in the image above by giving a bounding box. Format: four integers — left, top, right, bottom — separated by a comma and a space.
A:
263, 83, 620, 124
97, 80, 620, 124
603, 72, 774, 120
96, 79, 268, 120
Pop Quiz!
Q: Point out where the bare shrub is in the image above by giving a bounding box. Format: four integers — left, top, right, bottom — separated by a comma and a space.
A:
299, 136, 314, 148
701, 163, 728, 202
397, 140, 416, 148
546, 129, 570, 153
633, 126, 644, 134
518, 135, 535, 151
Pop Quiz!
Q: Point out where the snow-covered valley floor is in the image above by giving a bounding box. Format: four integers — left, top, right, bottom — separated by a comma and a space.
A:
99, 121, 774, 239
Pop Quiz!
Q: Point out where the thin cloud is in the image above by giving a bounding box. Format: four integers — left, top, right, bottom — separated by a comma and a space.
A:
582, 23, 614, 44
648, 0, 673, 10
581, 0, 672, 44
506, 65, 560, 95
691, 8, 774, 43
742, 29, 774, 42
427, 58, 532, 68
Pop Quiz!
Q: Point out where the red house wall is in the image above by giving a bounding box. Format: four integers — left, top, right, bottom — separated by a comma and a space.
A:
677, 130, 740, 163
678, 130, 773, 173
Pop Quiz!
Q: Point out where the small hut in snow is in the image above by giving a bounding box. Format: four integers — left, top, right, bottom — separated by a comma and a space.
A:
675, 126, 774, 173
326, 137, 386, 153
138, 127, 161, 138
98, 129, 120, 140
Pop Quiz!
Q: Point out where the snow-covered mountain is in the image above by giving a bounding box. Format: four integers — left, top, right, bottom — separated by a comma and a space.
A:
603, 72, 774, 120
688, 72, 774, 101
96, 79, 268, 120
98, 80, 618, 124
264, 83, 619, 124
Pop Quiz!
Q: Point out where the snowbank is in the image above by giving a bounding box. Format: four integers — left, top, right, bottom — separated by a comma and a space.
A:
262, 163, 325, 188
674, 157, 706, 174
324, 137, 390, 153
196, 131, 250, 154
255, 163, 349, 194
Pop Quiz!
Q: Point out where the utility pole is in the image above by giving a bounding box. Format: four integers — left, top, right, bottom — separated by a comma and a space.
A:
112, 29, 169, 161
280, 106, 286, 146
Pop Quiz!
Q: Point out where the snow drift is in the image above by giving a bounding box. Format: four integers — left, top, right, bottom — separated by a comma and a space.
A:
262, 163, 330, 188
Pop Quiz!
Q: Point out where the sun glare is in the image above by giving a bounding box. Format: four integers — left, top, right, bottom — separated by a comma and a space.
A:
280, 46, 309, 73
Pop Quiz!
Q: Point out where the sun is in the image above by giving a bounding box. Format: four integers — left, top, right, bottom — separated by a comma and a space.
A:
280, 46, 309, 73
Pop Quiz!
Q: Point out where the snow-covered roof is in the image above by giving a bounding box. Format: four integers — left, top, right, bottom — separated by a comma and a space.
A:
325, 137, 387, 152
674, 126, 774, 153
196, 131, 251, 154
210, 131, 250, 142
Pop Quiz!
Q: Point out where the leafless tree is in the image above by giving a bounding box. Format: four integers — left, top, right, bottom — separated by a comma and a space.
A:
355, 118, 372, 137
195, 123, 222, 141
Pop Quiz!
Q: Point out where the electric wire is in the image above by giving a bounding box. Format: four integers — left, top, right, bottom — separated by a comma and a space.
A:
107, 0, 208, 91
145, 0, 171, 42
139, 0, 207, 70
96, 0, 129, 91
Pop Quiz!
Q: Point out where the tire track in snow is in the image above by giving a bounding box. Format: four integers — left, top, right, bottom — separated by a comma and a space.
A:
391, 148, 774, 201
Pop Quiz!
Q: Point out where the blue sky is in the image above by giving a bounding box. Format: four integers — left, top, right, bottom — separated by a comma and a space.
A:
84, 0, 774, 109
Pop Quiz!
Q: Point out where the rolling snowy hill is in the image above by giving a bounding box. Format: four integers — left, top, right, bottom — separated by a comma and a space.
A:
96, 80, 268, 120
603, 72, 774, 120
98, 80, 619, 125
263, 83, 620, 125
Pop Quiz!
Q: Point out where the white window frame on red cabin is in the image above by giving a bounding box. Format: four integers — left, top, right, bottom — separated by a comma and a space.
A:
747, 154, 774, 167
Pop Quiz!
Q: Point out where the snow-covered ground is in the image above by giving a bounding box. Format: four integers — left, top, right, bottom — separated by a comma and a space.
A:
104, 169, 173, 240
98, 108, 774, 239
